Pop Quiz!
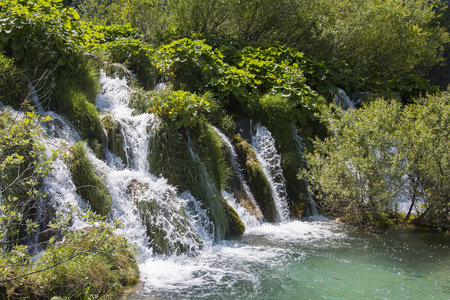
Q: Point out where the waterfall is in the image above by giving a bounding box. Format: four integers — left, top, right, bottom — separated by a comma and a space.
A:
33, 71, 208, 257
212, 126, 263, 223
250, 123, 290, 222
28, 80, 44, 113
333, 88, 357, 110
95, 71, 206, 254
96, 72, 155, 171
221, 190, 260, 228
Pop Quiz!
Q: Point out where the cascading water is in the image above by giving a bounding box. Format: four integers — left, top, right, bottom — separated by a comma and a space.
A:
333, 88, 357, 110
95, 72, 206, 255
2, 69, 447, 300
250, 122, 290, 222
212, 126, 263, 225
13, 71, 446, 300
33, 71, 208, 258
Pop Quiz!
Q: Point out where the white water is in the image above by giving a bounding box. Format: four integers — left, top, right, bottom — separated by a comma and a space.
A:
250, 122, 290, 222
212, 126, 263, 223
95, 72, 208, 255
35, 72, 208, 258
222, 190, 261, 229
5, 73, 449, 300
96, 72, 156, 171
333, 88, 358, 110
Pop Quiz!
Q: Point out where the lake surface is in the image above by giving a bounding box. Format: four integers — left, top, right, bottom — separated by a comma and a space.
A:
118, 220, 449, 299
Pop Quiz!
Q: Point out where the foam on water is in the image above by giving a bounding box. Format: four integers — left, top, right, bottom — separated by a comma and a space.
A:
96, 72, 156, 171
245, 220, 346, 244
136, 219, 347, 299
222, 190, 261, 229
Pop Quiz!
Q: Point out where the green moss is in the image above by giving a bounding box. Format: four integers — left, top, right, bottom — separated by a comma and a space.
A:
148, 121, 244, 239
250, 94, 310, 217
68, 142, 111, 216
51, 61, 105, 158
193, 123, 233, 191
224, 202, 245, 237
233, 135, 277, 222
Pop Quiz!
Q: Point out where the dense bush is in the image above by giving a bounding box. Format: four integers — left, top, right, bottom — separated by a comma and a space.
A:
0, 110, 53, 250
85, 0, 449, 78
303, 92, 450, 230
130, 89, 211, 129
0, 55, 26, 107
0, 225, 139, 299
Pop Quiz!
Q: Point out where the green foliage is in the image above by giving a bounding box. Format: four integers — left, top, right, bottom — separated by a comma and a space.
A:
401, 92, 450, 229
68, 142, 111, 217
304, 94, 450, 229
100, 36, 158, 89
157, 38, 224, 92
0, 110, 53, 250
0, 0, 83, 67
309, 0, 449, 75
0, 55, 26, 107
304, 100, 409, 227
0, 225, 139, 299
152, 0, 449, 76
131, 89, 211, 129
148, 121, 243, 239
157, 37, 326, 120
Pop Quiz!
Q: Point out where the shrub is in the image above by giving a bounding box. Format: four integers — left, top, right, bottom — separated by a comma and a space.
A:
304, 93, 450, 229
0, 225, 139, 299
131, 89, 210, 129
0, 110, 53, 250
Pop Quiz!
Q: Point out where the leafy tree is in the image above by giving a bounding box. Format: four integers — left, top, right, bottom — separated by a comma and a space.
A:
400, 92, 450, 228
304, 93, 450, 229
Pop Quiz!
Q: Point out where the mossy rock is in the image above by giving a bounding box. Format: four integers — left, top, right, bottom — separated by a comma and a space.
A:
228, 173, 263, 220
233, 134, 277, 222
127, 179, 204, 254
224, 201, 245, 237
68, 142, 111, 216
192, 123, 233, 191
148, 121, 238, 239
102, 115, 128, 165
219, 125, 263, 220
51, 65, 105, 159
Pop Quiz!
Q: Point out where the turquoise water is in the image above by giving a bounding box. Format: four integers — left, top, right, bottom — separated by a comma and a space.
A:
119, 220, 449, 299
